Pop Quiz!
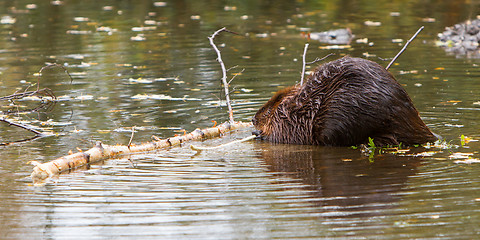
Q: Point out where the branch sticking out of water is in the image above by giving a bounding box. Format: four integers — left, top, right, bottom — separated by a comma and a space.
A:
386, 26, 424, 70
208, 27, 238, 124
300, 43, 335, 85
300, 43, 309, 85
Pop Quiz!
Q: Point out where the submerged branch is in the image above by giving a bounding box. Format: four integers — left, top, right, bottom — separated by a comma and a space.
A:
190, 134, 256, 151
0, 117, 47, 146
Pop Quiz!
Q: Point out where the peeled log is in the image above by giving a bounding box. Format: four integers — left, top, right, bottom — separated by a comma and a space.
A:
30, 121, 252, 185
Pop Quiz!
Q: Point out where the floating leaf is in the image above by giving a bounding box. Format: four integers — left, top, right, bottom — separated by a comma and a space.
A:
356, 38, 368, 44
144, 20, 156, 25
422, 17, 436, 23
26, 4, 37, 9
97, 26, 117, 33
0, 16, 16, 24
224, 6, 237, 11
132, 26, 156, 31
319, 45, 352, 50
73, 17, 89, 22
131, 94, 201, 101
399, 70, 419, 74
130, 34, 146, 41
128, 78, 153, 84
153, 2, 167, 7
75, 95, 94, 101
51, 1, 63, 6
364, 21, 381, 26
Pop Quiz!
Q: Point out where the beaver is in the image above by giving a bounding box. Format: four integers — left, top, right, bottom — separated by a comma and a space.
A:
252, 56, 437, 146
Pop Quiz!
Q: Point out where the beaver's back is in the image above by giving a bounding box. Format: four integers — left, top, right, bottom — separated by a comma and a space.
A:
253, 56, 437, 146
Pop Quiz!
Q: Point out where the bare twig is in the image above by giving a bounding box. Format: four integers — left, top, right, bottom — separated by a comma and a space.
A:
0, 87, 55, 102
127, 126, 135, 149
0, 118, 43, 135
226, 65, 239, 72
0, 117, 46, 146
307, 53, 335, 65
300, 43, 309, 85
37, 63, 74, 89
0, 63, 73, 106
208, 27, 236, 124
228, 68, 245, 85
300, 44, 335, 85
377, 56, 392, 62
386, 26, 424, 70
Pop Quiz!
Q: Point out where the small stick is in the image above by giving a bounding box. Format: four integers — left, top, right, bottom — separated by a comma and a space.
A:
0, 118, 47, 145
228, 68, 245, 85
300, 43, 309, 85
208, 27, 235, 124
127, 126, 135, 149
386, 26, 424, 70
0, 118, 44, 135
190, 135, 256, 152
307, 53, 335, 65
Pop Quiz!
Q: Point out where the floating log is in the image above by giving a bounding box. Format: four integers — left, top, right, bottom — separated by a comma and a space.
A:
30, 121, 252, 185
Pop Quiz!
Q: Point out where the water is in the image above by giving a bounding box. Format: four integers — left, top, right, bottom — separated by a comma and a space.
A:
1, 0, 480, 239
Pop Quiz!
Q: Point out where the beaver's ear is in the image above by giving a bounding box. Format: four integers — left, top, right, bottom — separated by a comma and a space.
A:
272, 86, 296, 101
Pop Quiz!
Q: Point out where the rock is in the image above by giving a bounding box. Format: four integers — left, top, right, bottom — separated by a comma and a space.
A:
308, 28, 353, 45
437, 18, 480, 58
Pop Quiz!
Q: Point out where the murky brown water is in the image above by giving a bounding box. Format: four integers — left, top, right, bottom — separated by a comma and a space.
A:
1, 0, 480, 239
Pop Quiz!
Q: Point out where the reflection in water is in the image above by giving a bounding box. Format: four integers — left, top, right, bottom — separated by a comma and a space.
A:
258, 143, 422, 217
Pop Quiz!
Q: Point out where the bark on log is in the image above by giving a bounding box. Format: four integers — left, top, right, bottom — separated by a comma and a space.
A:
30, 121, 252, 185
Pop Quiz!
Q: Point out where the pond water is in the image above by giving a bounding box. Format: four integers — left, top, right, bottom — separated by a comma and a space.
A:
1, 0, 480, 239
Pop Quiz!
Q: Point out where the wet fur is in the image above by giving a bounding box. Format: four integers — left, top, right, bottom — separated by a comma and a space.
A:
253, 56, 437, 146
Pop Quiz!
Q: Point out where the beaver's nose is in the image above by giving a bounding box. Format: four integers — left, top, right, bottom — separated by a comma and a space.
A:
252, 129, 263, 138
252, 116, 257, 126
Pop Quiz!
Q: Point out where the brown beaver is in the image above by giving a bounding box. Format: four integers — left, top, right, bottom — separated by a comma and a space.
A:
252, 56, 438, 146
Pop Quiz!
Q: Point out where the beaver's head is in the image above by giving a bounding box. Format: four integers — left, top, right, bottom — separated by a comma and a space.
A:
252, 86, 298, 141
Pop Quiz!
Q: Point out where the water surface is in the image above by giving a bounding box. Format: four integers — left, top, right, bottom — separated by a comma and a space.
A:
1, 0, 480, 239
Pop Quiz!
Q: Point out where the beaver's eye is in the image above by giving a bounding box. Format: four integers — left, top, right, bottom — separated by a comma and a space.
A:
264, 109, 271, 116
